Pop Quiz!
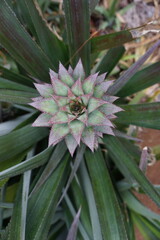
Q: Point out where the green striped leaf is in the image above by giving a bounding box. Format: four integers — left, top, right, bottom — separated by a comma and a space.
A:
58, 144, 85, 204
70, 179, 93, 238
0, 147, 53, 181
91, 30, 133, 53
0, 77, 36, 93
0, 124, 48, 162
26, 156, 69, 240
64, 194, 91, 240
95, 46, 125, 75
115, 103, 160, 130
66, 208, 81, 240
132, 212, 160, 239
122, 191, 160, 222
0, 150, 28, 188
104, 135, 160, 207
19, 0, 68, 69
117, 61, 160, 97
0, 66, 33, 87
8, 170, 31, 240
79, 161, 103, 240
85, 149, 128, 240
0, 89, 37, 104
0, 0, 54, 80
108, 40, 160, 95
64, 0, 91, 74
30, 142, 67, 195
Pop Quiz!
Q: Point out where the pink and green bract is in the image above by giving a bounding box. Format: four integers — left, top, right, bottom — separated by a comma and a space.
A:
30, 60, 122, 156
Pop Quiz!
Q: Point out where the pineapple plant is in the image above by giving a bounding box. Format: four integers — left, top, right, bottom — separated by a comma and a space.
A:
30, 61, 122, 155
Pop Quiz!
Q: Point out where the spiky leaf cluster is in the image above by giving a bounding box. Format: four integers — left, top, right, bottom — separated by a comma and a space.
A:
30, 60, 122, 155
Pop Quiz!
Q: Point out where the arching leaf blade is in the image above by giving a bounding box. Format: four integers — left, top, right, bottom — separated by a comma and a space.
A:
21, 0, 68, 69
26, 156, 69, 240
63, 0, 91, 74
0, 0, 54, 81
91, 30, 133, 53
0, 125, 48, 162
107, 40, 160, 95
0, 147, 53, 181
117, 61, 160, 97
8, 170, 31, 240
95, 46, 125, 75
115, 103, 160, 130
85, 149, 128, 240
0, 66, 33, 87
0, 89, 38, 104
0, 77, 36, 93
104, 135, 160, 207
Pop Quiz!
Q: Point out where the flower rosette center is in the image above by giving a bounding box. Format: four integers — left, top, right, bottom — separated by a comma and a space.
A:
30, 60, 123, 156
69, 99, 85, 116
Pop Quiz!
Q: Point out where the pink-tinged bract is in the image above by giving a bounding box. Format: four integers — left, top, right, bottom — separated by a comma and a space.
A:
30, 60, 123, 156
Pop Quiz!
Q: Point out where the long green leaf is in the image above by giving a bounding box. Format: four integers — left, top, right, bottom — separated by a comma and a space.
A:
125, 211, 135, 240
79, 161, 103, 240
0, 150, 28, 188
8, 170, 31, 240
117, 61, 160, 97
20, 0, 68, 69
64, 0, 90, 74
106, 138, 141, 183
0, 77, 36, 93
48, 222, 66, 240
70, 178, 93, 238
0, 66, 33, 87
0, 147, 53, 181
26, 156, 69, 240
85, 149, 128, 240
15, 0, 38, 38
113, 129, 141, 142
132, 212, 160, 239
115, 103, 160, 129
58, 144, 86, 205
64, 194, 91, 240
0, 89, 37, 104
122, 191, 160, 222
91, 30, 133, 53
7, 181, 23, 240
107, 39, 160, 95
139, 218, 160, 239
104, 135, 160, 207
30, 142, 67, 195
0, 124, 48, 162
0, 0, 54, 80
95, 46, 125, 75
0, 186, 5, 229
66, 208, 81, 240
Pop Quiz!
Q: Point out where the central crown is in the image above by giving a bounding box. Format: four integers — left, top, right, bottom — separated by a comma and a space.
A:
30, 60, 122, 156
